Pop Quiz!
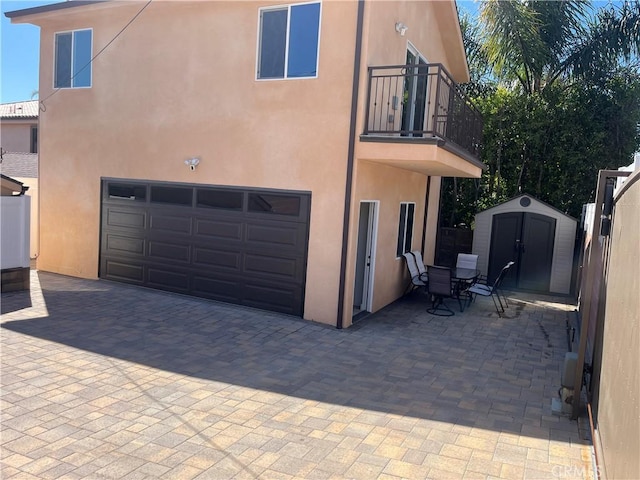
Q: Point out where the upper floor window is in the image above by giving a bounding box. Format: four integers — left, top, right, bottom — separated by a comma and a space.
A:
54, 29, 92, 88
257, 2, 320, 80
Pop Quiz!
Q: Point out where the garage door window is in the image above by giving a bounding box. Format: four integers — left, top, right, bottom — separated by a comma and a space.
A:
108, 183, 146, 201
249, 193, 300, 215
197, 189, 243, 210
150, 186, 193, 206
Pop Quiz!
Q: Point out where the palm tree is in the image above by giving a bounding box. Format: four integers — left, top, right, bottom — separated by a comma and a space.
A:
479, 0, 640, 94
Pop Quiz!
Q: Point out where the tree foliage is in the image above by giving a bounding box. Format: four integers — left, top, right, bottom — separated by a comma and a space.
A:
441, 1, 640, 228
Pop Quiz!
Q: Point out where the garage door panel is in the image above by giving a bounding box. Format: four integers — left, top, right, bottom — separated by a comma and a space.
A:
193, 247, 241, 271
105, 234, 145, 256
246, 223, 306, 251
244, 253, 302, 281
195, 218, 243, 241
106, 208, 146, 229
148, 241, 191, 263
147, 267, 189, 292
243, 282, 302, 315
103, 259, 144, 283
101, 180, 309, 316
192, 274, 241, 302
149, 213, 192, 235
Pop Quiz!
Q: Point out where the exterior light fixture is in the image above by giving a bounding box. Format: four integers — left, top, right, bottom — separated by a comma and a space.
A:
185, 157, 200, 171
395, 22, 408, 36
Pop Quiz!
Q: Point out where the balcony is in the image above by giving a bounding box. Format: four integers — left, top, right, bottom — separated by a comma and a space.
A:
359, 64, 484, 177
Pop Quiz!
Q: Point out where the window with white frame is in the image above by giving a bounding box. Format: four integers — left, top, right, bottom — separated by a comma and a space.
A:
257, 2, 321, 79
396, 202, 415, 257
54, 29, 92, 88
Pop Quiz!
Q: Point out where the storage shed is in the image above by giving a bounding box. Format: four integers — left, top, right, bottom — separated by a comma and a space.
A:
472, 194, 577, 295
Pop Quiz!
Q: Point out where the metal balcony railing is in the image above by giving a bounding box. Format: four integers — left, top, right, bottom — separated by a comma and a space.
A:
363, 64, 483, 158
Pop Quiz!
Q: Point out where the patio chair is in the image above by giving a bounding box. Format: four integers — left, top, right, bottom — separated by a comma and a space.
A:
456, 253, 478, 270
496, 261, 515, 307
455, 253, 479, 296
402, 252, 427, 294
426, 265, 459, 316
467, 262, 512, 317
409, 250, 428, 281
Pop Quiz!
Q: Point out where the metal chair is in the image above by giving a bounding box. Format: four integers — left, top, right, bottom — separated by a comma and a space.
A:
455, 253, 479, 298
426, 266, 458, 316
456, 253, 478, 270
402, 252, 427, 293
409, 250, 428, 281
496, 261, 515, 307
467, 262, 512, 317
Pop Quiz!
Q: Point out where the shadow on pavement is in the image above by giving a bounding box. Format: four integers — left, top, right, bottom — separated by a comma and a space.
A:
2, 272, 582, 443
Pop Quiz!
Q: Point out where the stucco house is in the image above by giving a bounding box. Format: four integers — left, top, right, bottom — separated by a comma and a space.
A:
7, 0, 484, 328
0, 100, 38, 154
1, 101, 39, 259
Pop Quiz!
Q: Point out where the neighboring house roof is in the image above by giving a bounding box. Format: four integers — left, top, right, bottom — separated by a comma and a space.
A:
1, 174, 28, 196
0, 100, 39, 119
0, 153, 38, 178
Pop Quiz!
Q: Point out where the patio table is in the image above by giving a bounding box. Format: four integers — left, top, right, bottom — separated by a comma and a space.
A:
451, 267, 480, 311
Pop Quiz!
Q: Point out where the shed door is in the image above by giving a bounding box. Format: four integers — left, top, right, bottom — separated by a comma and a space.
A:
488, 212, 556, 292
100, 180, 310, 316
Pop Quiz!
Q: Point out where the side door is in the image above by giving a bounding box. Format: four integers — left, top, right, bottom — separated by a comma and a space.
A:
518, 213, 556, 292
401, 47, 428, 136
488, 212, 522, 287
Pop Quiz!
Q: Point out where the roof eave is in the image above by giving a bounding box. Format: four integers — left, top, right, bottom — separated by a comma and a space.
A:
0, 174, 29, 196
5, 0, 108, 23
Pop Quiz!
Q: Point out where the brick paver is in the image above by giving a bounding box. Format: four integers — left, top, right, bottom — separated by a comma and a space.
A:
1, 271, 594, 479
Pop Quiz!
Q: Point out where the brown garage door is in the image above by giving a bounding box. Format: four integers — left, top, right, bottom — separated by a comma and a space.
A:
99, 179, 310, 316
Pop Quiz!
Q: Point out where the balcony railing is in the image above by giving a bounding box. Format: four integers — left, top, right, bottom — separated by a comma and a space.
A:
363, 64, 483, 159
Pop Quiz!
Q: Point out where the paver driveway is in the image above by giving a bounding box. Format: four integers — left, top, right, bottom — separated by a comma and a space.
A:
1, 272, 593, 479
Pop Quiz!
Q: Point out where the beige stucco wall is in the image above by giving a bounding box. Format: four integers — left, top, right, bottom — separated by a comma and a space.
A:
362, 0, 467, 82
20, 0, 476, 327
0, 121, 35, 153
340, 0, 466, 326
348, 161, 427, 316
594, 171, 640, 480
31, 1, 357, 325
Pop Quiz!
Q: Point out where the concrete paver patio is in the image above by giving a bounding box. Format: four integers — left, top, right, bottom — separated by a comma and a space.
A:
1, 272, 593, 479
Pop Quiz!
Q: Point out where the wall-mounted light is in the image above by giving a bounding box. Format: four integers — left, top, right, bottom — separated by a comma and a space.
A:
395, 22, 408, 36
185, 157, 200, 171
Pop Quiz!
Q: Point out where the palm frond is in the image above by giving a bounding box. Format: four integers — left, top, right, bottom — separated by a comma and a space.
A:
480, 0, 548, 93
563, 0, 640, 83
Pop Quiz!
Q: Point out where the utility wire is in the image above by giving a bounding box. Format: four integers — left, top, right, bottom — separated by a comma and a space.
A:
40, 0, 153, 111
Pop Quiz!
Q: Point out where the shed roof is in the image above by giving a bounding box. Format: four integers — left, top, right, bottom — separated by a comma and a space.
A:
0, 100, 39, 119
0, 153, 38, 178
476, 194, 577, 222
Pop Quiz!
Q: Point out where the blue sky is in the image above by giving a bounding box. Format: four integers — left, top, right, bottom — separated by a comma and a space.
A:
1, 0, 58, 103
